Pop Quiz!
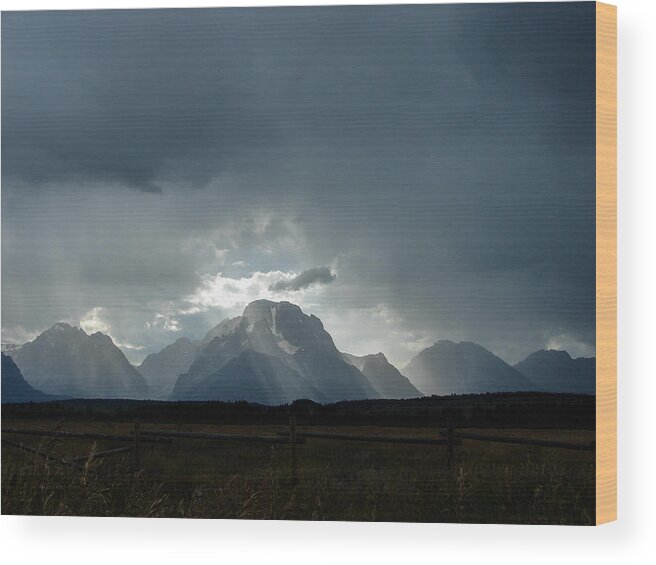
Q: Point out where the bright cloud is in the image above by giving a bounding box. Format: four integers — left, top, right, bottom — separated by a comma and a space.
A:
80, 306, 146, 353
182, 267, 336, 314
183, 270, 296, 313
79, 307, 111, 334
1, 325, 40, 345
145, 313, 182, 332
114, 340, 145, 351
545, 333, 596, 359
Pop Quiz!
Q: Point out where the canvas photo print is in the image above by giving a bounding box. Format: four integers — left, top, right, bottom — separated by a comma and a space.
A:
1, 2, 613, 524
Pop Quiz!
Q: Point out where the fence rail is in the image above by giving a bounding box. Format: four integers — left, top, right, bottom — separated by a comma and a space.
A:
2, 438, 84, 469
277, 430, 461, 446
1, 427, 171, 444
2, 420, 594, 480
140, 429, 303, 444
439, 430, 595, 451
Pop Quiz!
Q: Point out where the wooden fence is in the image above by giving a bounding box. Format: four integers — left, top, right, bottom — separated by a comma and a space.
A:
2, 419, 594, 481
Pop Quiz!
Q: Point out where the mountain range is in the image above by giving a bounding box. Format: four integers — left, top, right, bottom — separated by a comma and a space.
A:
135, 305, 422, 402
403, 340, 535, 395
513, 349, 595, 394
137, 337, 201, 399
170, 300, 379, 403
9, 323, 149, 399
1, 300, 596, 403
1, 353, 57, 403
341, 352, 420, 399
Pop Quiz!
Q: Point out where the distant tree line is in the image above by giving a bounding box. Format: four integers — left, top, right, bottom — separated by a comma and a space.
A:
1, 392, 594, 430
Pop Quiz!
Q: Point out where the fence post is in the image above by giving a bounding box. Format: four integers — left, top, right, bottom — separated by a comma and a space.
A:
289, 415, 297, 485
446, 420, 454, 470
133, 421, 141, 471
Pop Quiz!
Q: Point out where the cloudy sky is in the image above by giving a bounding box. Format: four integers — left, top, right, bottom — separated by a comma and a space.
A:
1, 3, 596, 367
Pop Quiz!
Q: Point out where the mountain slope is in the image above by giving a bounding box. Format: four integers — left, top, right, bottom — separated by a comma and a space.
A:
403, 340, 534, 396
196, 349, 322, 405
341, 352, 421, 399
137, 337, 201, 399
1, 353, 56, 403
171, 300, 379, 403
514, 350, 595, 394
12, 323, 149, 399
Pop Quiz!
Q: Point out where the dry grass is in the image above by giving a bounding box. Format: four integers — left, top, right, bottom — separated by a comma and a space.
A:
1, 422, 595, 524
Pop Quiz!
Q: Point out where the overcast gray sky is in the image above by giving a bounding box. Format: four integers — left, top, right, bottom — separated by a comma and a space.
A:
1, 3, 596, 366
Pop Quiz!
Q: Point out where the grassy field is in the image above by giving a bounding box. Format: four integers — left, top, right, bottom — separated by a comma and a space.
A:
1, 419, 595, 524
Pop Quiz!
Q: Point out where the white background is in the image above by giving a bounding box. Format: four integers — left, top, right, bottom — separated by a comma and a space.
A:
0, 0, 654, 563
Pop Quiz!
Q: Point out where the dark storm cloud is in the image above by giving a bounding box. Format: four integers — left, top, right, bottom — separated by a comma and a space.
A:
1, 4, 594, 194
1, 9, 284, 192
270, 267, 336, 292
2, 3, 596, 364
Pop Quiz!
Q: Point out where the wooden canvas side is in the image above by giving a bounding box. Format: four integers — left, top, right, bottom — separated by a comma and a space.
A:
595, 1, 617, 525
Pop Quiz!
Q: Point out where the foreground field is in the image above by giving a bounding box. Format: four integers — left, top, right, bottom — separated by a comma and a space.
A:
2, 418, 594, 524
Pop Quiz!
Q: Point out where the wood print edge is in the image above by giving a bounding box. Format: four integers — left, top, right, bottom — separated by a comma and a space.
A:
595, 1, 617, 526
